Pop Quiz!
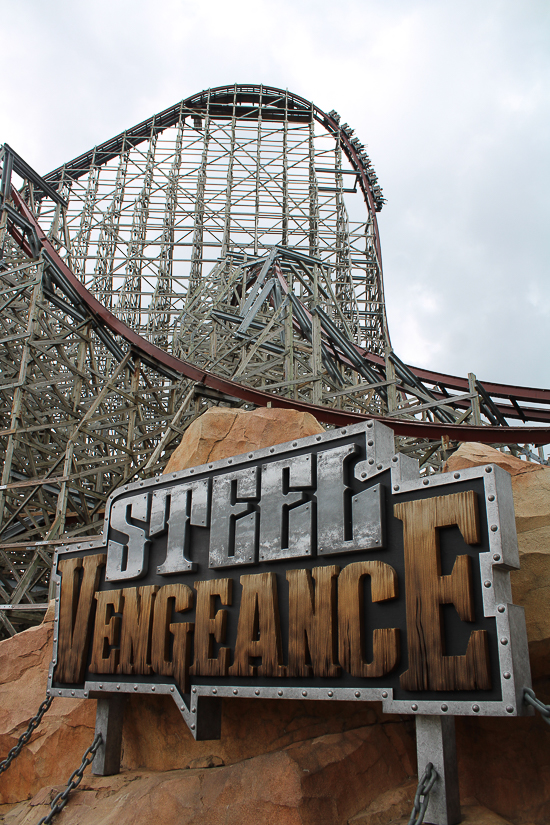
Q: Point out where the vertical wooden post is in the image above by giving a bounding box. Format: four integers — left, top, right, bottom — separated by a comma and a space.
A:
468, 372, 481, 425
92, 696, 126, 776
415, 715, 461, 825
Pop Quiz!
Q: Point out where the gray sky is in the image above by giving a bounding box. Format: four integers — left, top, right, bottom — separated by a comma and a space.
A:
2, 0, 549, 388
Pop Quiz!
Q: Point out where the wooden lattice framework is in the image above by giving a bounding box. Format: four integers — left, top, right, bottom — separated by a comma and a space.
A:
1, 85, 549, 637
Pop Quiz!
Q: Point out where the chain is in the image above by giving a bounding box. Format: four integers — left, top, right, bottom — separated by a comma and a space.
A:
36, 732, 103, 825
524, 688, 550, 725
408, 762, 438, 825
0, 694, 53, 775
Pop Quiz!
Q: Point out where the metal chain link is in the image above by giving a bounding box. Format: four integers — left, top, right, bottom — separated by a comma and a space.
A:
0, 694, 53, 775
524, 688, 550, 725
36, 732, 103, 825
408, 762, 438, 825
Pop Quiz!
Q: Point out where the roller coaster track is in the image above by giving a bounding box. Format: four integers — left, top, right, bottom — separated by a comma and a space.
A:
0, 85, 548, 636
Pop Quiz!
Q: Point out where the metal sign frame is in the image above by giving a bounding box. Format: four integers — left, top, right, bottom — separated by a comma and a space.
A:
47, 420, 532, 740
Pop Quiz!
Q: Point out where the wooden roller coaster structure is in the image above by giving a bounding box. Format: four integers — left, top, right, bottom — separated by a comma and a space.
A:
1, 84, 549, 636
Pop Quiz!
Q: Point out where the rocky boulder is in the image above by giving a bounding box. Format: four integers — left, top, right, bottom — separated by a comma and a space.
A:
164, 407, 325, 473
444, 442, 550, 678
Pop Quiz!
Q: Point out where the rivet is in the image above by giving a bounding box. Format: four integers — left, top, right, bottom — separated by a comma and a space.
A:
368, 458, 375, 465
382, 691, 388, 699
170, 686, 175, 692
341, 429, 347, 435
209, 464, 213, 469
506, 705, 514, 713
423, 479, 429, 486
133, 685, 138, 691
393, 485, 400, 491
503, 672, 511, 679
316, 435, 322, 441
255, 689, 260, 695
355, 691, 361, 698
488, 494, 495, 502
77, 544, 81, 549
58, 690, 62, 696
151, 686, 155, 691
269, 448, 274, 453
361, 472, 367, 478
441, 704, 448, 712
367, 421, 373, 428
484, 580, 492, 588
191, 723, 195, 730
71, 690, 75, 696
192, 707, 196, 713
500, 637, 509, 645
302, 690, 307, 697
472, 704, 480, 713
233, 689, 238, 695
491, 524, 498, 532
228, 458, 233, 463
292, 442, 297, 447
99, 683, 103, 689
493, 554, 501, 562
116, 684, 120, 690
485, 466, 493, 473
411, 704, 418, 711
328, 690, 334, 697
498, 605, 506, 613
278, 690, 283, 696
248, 453, 253, 458
192, 687, 197, 694
454, 472, 460, 479
377, 464, 383, 470
190, 468, 194, 474
392, 456, 398, 463
212, 688, 217, 695
367, 440, 374, 447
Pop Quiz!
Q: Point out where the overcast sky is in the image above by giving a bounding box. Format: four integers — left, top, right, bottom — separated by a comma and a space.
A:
2, 0, 548, 388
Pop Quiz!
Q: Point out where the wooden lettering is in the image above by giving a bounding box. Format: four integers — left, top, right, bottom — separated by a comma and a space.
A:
55, 553, 106, 684
228, 572, 286, 677
338, 561, 399, 677
395, 491, 491, 691
118, 585, 159, 676
190, 579, 232, 677
90, 589, 123, 674
151, 584, 194, 694
286, 566, 340, 677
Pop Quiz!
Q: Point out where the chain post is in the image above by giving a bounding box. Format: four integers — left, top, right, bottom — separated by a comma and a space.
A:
92, 696, 126, 776
415, 715, 461, 825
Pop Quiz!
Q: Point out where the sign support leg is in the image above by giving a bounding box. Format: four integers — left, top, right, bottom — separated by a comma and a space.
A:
415, 715, 461, 825
92, 696, 126, 776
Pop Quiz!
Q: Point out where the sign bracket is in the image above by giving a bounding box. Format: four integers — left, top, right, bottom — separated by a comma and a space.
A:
415, 715, 460, 825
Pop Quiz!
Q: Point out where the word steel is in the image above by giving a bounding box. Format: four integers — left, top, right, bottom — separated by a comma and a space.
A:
48, 421, 532, 739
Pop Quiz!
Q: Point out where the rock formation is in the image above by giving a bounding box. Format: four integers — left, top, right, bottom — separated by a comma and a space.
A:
1, 425, 549, 824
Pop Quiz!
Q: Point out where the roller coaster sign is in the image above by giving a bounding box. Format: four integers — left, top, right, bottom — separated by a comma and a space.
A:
48, 421, 532, 739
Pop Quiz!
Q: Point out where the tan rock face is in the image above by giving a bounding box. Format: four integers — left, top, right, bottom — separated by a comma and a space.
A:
4, 724, 416, 825
163, 407, 325, 473
445, 442, 550, 678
